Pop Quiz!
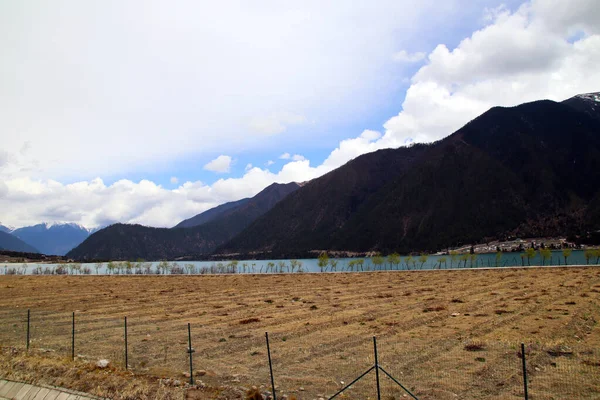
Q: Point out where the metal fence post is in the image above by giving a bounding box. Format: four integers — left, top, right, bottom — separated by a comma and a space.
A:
521, 343, 529, 400
26, 309, 30, 351
71, 311, 75, 361
265, 332, 277, 400
187, 323, 194, 385
373, 337, 381, 400
124, 316, 128, 370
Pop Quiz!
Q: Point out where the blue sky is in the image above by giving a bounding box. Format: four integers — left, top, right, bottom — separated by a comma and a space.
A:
0, 0, 599, 228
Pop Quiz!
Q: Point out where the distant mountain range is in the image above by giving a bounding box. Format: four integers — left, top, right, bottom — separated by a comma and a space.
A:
0, 225, 11, 233
62, 92, 600, 261
0, 223, 94, 255
12, 223, 94, 255
0, 231, 40, 253
66, 182, 300, 260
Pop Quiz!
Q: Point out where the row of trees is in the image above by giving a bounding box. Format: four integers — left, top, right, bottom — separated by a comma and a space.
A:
317, 252, 434, 272
316, 247, 600, 272
318, 251, 490, 271
69, 259, 307, 275
3, 248, 600, 276
519, 248, 600, 266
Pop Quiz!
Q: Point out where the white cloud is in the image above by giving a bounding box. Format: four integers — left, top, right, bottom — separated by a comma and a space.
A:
279, 153, 306, 162
0, 165, 317, 228
0, 177, 206, 228
265, 160, 275, 166
0, 180, 7, 198
249, 113, 307, 136
203, 155, 232, 173
0, 151, 9, 169
245, 163, 253, 171
170, 176, 179, 184
1, 1, 461, 181
392, 50, 426, 63
19, 141, 31, 155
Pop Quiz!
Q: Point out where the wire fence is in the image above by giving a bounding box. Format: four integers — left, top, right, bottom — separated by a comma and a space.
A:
1, 308, 599, 399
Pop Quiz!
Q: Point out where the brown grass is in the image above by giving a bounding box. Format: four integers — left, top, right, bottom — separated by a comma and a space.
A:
0, 267, 599, 399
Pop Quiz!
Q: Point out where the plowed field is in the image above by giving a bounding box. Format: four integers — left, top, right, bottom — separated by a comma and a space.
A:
1, 267, 599, 399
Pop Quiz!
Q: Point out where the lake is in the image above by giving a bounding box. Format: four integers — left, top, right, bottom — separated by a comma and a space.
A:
2, 249, 597, 275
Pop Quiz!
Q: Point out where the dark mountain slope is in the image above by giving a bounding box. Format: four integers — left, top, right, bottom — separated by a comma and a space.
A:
12, 223, 91, 255
174, 198, 250, 228
332, 99, 600, 253
217, 145, 429, 255
330, 138, 528, 253
67, 182, 300, 260
66, 223, 232, 261
0, 231, 39, 253
220, 95, 600, 256
462, 100, 600, 203
562, 92, 600, 121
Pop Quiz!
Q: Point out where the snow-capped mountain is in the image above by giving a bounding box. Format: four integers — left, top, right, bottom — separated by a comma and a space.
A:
11, 223, 94, 256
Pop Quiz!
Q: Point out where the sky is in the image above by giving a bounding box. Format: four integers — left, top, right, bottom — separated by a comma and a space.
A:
1, 0, 599, 229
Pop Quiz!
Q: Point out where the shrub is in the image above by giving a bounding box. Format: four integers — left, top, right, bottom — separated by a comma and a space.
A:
246, 388, 263, 400
423, 305, 446, 312
239, 318, 261, 324
464, 342, 486, 352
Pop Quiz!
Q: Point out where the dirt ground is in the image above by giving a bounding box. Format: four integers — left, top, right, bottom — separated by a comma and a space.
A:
0, 267, 599, 399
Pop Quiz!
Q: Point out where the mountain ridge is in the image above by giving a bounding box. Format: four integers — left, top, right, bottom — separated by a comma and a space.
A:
11, 223, 93, 256
0, 231, 40, 253
218, 94, 600, 257
67, 182, 300, 260
174, 198, 251, 228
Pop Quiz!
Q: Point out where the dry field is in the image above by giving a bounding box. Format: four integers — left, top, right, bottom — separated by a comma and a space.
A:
1, 267, 599, 400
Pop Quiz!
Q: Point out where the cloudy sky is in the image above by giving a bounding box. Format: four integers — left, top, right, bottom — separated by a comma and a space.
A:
1, 0, 599, 229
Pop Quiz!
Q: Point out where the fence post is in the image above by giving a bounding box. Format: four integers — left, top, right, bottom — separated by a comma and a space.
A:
521, 343, 528, 400
124, 317, 128, 370
187, 323, 194, 385
373, 337, 381, 400
265, 332, 277, 400
71, 311, 75, 361
26, 309, 30, 351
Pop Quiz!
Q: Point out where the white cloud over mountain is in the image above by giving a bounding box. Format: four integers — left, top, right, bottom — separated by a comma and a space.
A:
203, 155, 233, 173
0, 0, 599, 229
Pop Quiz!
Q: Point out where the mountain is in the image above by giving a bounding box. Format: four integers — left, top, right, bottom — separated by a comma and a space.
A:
174, 198, 251, 228
0, 231, 40, 253
219, 93, 600, 256
67, 182, 300, 260
218, 145, 429, 256
562, 92, 600, 121
12, 223, 92, 256
0, 225, 12, 234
